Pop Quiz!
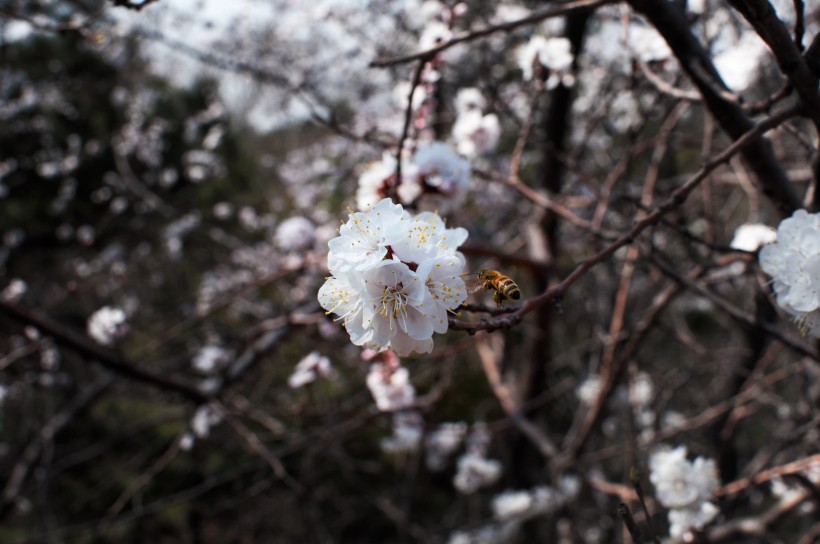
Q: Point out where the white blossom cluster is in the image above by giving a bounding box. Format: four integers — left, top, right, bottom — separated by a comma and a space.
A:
86, 306, 128, 346
274, 216, 316, 252
649, 445, 720, 540
491, 475, 581, 521
192, 344, 232, 374
453, 422, 502, 494
448, 476, 580, 544
355, 142, 472, 213
730, 223, 776, 252
517, 36, 575, 88
288, 351, 335, 389
319, 198, 468, 356
451, 88, 500, 158
366, 361, 416, 411
425, 421, 468, 471
380, 411, 424, 455
759, 210, 820, 336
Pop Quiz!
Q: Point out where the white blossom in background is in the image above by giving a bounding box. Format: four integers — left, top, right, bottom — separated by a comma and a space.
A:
452, 110, 500, 157
759, 210, 820, 336
366, 363, 416, 411
425, 421, 468, 471
287, 351, 335, 388
419, 21, 452, 50
668, 502, 720, 540
355, 152, 417, 211
492, 476, 581, 522
730, 223, 776, 252
1, 278, 27, 302
393, 81, 428, 111
576, 374, 602, 405
404, 142, 472, 212
179, 432, 195, 452
453, 422, 502, 494
87, 306, 128, 346
191, 404, 223, 439
192, 344, 232, 374
319, 198, 468, 356
447, 522, 520, 544
453, 452, 502, 494
714, 34, 768, 91
274, 216, 316, 252
661, 410, 687, 432
454, 88, 486, 114
630, 372, 655, 408
381, 411, 424, 454
629, 25, 672, 63
492, 490, 532, 521
517, 36, 575, 88
649, 445, 720, 539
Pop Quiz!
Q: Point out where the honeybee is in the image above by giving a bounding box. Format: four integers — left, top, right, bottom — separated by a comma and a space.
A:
466, 269, 521, 307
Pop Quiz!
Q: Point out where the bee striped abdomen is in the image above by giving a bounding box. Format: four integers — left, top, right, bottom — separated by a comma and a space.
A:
497, 277, 520, 299
475, 269, 521, 307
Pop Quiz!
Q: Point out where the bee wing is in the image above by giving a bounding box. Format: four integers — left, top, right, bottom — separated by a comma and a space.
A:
462, 273, 483, 293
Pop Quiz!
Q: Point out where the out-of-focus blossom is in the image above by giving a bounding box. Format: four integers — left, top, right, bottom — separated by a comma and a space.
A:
192, 344, 232, 374
453, 452, 502, 494
191, 404, 222, 439
649, 445, 720, 540
447, 522, 520, 544
629, 25, 672, 62
576, 374, 602, 405
714, 34, 768, 91
730, 223, 776, 252
274, 216, 316, 252
630, 372, 655, 407
759, 210, 820, 336
393, 81, 428, 111
491, 476, 581, 522
366, 362, 416, 411
404, 142, 472, 212
419, 21, 452, 50
381, 411, 424, 454
213, 202, 234, 220
668, 502, 720, 540
454, 88, 486, 114
517, 36, 575, 88
287, 351, 335, 388
1, 279, 27, 302
492, 490, 532, 520
355, 153, 417, 211
87, 306, 128, 346
452, 111, 500, 157
453, 422, 502, 494
425, 421, 468, 471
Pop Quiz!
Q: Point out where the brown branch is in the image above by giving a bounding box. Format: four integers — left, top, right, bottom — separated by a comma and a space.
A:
0, 378, 113, 519
370, 0, 612, 68
728, 0, 820, 130
109, 0, 162, 10
475, 334, 557, 457
450, 105, 802, 334
0, 299, 210, 403
649, 254, 817, 360
628, 0, 803, 215
716, 453, 820, 496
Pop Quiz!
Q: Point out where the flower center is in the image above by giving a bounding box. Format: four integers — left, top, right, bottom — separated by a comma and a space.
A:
380, 283, 409, 332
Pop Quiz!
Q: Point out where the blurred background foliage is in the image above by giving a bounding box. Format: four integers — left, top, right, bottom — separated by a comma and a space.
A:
1, 1, 819, 543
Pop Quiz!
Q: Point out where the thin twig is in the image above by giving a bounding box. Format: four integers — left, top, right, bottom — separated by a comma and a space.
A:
370, 0, 612, 68
449, 105, 802, 334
